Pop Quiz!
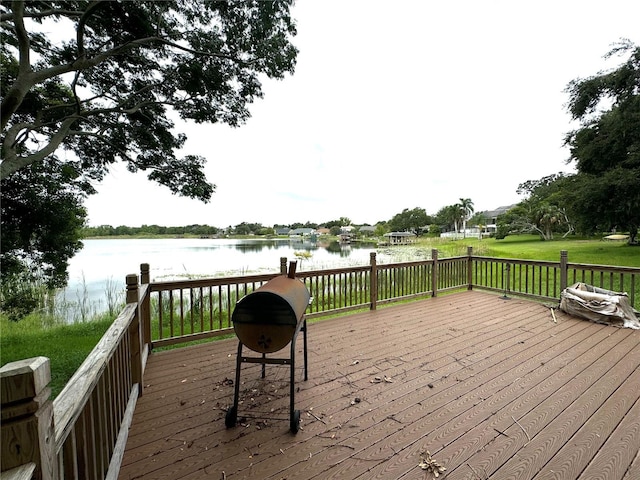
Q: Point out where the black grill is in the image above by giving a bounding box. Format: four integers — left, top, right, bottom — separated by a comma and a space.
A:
225, 262, 310, 433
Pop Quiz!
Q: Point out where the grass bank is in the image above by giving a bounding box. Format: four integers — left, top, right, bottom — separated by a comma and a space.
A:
0, 315, 113, 397
392, 234, 640, 267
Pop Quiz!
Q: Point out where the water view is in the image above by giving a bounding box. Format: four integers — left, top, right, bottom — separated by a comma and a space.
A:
59, 237, 387, 320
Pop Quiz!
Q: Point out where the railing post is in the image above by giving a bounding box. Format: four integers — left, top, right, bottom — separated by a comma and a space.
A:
370, 252, 378, 310
467, 246, 473, 290
431, 249, 439, 297
1, 357, 57, 480
280, 257, 287, 275
126, 274, 143, 396
140, 263, 151, 355
504, 263, 511, 298
126, 274, 138, 304
560, 250, 568, 292
140, 263, 150, 284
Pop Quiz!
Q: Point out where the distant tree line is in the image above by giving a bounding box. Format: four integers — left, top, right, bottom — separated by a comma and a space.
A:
80, 205, 488, 239
82, 224, 221, 237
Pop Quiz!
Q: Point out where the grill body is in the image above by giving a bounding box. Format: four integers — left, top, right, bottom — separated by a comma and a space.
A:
225, 270, 310, 433
232, 275, 310, 353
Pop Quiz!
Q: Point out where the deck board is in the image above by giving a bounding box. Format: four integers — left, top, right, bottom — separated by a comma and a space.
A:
118, 291, 640, 480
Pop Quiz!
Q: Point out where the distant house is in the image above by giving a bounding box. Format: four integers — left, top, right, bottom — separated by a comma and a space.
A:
479, 204, 517, 235
276, 228, 292, 236
359, 226, 376, 237
289, 228, 315, 238
338, 226, 355, 243
383, 231, 416, 245
316, 227, 331, 236
441, 204, 518, 239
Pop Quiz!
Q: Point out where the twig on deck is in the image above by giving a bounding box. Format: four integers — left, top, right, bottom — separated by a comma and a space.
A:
512, 415, 531, 445
308, 410, 327, 424
337, 370, 356, 389
550, 307, 557, 323
466, 463, 481, 479
450, 354, 467, 366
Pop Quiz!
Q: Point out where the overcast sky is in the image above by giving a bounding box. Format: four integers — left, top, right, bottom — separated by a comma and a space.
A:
83, 0, 640, 228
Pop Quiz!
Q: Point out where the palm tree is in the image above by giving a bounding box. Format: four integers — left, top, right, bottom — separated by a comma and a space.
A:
459, 198, 474, 238
441, 204, 463, 233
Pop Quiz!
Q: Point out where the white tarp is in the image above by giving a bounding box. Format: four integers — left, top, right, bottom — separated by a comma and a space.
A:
560, 282, 640, 329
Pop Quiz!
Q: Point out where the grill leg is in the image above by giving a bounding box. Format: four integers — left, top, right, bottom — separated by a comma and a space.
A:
225, 341, 243, 428
303, 318, 308, 381
234, 341, 243, 411
289, 337, 299, 433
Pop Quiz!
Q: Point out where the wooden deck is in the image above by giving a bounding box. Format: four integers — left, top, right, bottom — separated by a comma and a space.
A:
118, 291, 640, 480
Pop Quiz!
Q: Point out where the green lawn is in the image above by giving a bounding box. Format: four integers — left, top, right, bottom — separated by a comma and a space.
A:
0, 317, 113, 397
481, 234, 640, 266
411, 234, 640, 267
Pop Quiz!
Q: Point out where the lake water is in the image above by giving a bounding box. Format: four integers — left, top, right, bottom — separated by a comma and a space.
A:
58, 237, 388, 320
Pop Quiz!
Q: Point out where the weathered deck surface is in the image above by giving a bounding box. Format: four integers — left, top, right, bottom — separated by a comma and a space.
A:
119, 291, 640, 480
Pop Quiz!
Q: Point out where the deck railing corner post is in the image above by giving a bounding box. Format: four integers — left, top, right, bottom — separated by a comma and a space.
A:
431, 249, 439, 297
0, 357, 58, 480
126, 274, 143, 395
280, 257, 287, 275
126, 274, 139, 304
370, 252, 378, 310
140, 263, 150, 284
140, 264, 152, 356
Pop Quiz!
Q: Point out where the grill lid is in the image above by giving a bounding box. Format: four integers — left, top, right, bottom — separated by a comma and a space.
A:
232, 274, 310, 353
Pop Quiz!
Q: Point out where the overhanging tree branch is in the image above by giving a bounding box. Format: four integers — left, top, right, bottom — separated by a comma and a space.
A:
1, 117, 78, 178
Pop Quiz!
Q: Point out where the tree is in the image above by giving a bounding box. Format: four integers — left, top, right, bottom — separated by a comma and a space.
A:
435, 205, 457, 233
0, 1, 298, 307
1, 159, 88, 318
495, 197, 570, 241
516, 173, 576, 238
564, 40, 640, 244
388, 207, 431, 235
458, 198, 474, 237
1, 1, 297, 184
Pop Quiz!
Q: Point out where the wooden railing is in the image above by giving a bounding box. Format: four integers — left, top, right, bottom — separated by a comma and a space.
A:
2, 247, 638, 479
1, 275, 146, 480
144, 248, 639, 348
471, 251, 639, 306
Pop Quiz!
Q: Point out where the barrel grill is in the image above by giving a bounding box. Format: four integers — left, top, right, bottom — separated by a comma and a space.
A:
225, 262, 310, 433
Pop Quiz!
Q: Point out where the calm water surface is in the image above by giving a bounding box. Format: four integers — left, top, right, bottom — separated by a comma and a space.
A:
60, 238, 387, 319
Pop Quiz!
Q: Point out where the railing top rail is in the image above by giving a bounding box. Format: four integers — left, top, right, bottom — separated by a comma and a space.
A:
470, 255, 639, 273
376, 260, 435, 269
297, 265, 371, 276
150, 266, 378, 290
150, 273, 277, 290
470, 255, 560, 267
566, 262, 640, 273
52, 302, 137, 451
437, 256, 469, 263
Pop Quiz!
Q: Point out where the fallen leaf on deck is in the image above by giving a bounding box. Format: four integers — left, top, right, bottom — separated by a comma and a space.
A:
418, 449, 446, 477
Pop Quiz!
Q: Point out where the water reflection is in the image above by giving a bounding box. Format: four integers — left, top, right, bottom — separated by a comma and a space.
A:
60, 237, 383, 322
205, 238, 378, 255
